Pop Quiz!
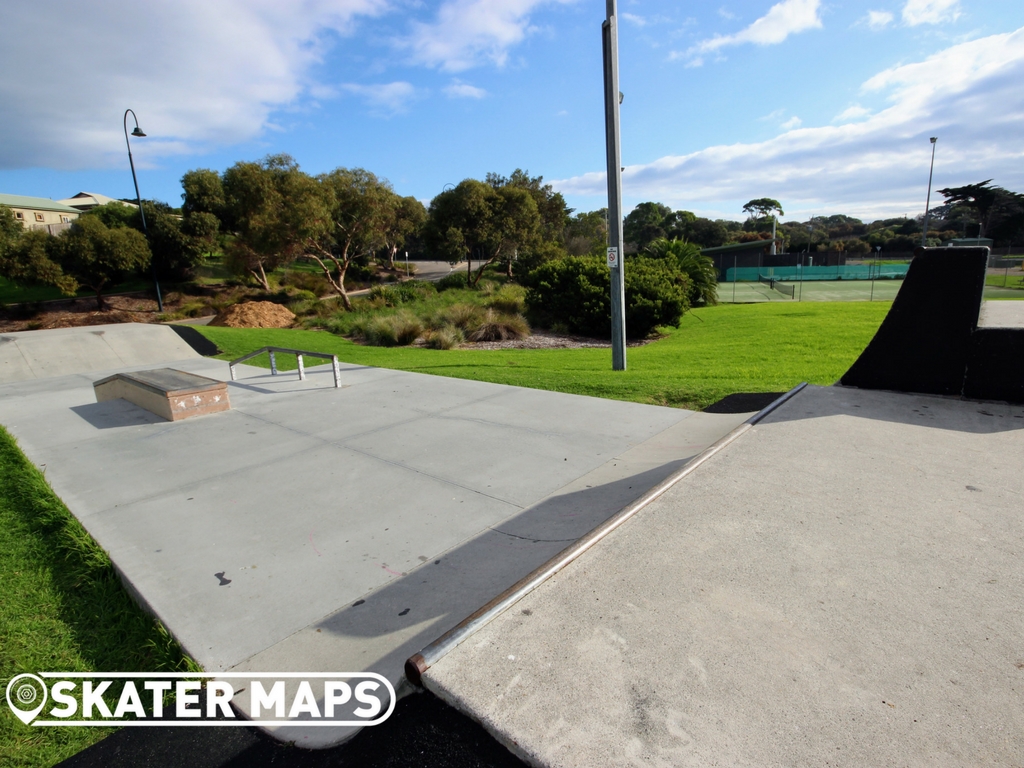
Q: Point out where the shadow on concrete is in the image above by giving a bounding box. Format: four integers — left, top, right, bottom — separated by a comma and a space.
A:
70, 401, 166, 429
766, 386, 1024, 434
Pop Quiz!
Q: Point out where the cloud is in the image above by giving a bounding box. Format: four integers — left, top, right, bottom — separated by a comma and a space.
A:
902, 0, 960, 26
833, 104, 872, 122
0, 0, 390, 171
340, 82, 421, 114
718, 7, 738, 20
865, 10, 894, 29
780, 116, 802, 130
443, 80, 488, 99
680, 0, 823, 63
622, 13, 647, 27
552, 28, 1024, 220
398, 0, 575, 73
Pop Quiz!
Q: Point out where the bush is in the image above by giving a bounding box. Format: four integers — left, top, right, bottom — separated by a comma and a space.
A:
468, 310, 530, 342
487, 284, 527, 314
424, 325, 465, 349
356, 312, 423, 346
368, 284, 401, 307
526, 256, 689, 338
280, 269, 331, 297
436, 270, 470, 291
430, 303, 484, 333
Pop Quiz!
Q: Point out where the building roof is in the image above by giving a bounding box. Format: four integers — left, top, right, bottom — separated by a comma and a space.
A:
57, 192, 136, 210
0, 193, 81, 214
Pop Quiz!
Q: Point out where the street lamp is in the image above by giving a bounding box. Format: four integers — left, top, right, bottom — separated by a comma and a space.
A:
921, 136, 938, 248
124, 109, 162, 312
603, 0, 627, 370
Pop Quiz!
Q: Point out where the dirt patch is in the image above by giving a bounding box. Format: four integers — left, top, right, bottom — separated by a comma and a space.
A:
209, 301, 296, 329
0, 294, 166, 332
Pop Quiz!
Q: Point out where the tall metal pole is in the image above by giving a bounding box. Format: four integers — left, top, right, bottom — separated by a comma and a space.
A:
921, 136, 938, 248
603, 0, 626, 370
124, 109, 162, 312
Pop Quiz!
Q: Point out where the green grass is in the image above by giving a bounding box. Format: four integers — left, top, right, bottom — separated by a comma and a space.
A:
198, 301, 891, 410
985, 273, 1024, 290
0, 276, 153, 306
0, 427, 196, 768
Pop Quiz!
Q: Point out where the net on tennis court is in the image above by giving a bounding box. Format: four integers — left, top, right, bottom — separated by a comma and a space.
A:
758, 274, 795, 298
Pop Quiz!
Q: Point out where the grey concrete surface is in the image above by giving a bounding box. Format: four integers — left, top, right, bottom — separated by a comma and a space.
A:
423, 385, 1024, 767
0, 324, 749, 749
979, 299, 1024, 328
0, 323, 200, 383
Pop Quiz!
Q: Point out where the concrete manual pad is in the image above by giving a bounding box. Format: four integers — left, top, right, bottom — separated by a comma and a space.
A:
0, 326, 750, 749
978, 299, 1024, 328
422, 385, 1024, 767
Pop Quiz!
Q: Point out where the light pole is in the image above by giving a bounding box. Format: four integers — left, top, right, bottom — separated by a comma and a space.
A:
124, 109, 162, 312
921, 136, 938, 248
603, 0, 627, 370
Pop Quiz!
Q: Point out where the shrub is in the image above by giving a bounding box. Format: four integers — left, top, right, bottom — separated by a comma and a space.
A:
645, 238, 718, 307
468, 310, 530, 342
368, 285, 401, 307
436, 270, 470, 291
430, 303, 484, 333
526, 255, 689, 338
487, 284, 527, 314
424, 325, 465, 349
356, 312, 423, 346
279, 269, 331, 297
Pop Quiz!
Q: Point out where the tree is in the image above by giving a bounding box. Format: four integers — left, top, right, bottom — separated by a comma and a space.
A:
486, 169, 571, 243
0, 226, 77, 296
302, 168, 393, 310
684, 218, 729, 248
623, 202, 671, 252
46, 216, 150, 308
645, 238, 718, 307
0, 206, 22, 261
563, 210, 608, 256
423, 179, 541, 285
221, 154, 327, 290
380, 194, 427, 270
742, 198, 784, 223
937, 180, 1021, 239
181, 169, 225, 219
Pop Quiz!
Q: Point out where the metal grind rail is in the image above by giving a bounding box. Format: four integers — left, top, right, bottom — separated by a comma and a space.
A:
229, 346, 342, 388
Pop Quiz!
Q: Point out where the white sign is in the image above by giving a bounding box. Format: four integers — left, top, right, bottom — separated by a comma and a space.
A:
606, 247, 619, 269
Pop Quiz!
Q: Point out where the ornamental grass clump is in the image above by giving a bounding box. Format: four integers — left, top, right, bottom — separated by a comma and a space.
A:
357, 312, 423, 346
424, 325, 466, 349
468, 309, 530, 342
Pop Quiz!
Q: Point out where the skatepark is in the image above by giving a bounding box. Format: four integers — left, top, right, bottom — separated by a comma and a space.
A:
1, 247, 1022, 765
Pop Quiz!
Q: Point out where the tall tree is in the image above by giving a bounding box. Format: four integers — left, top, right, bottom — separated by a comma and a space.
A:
623, 202, 671, 252
937, 180, 1021, 239
302, 168, 393, 310
221, 154, 327, 290
45, 216, 150, 308
486, 169, 571, 242
380, 194, 427, 270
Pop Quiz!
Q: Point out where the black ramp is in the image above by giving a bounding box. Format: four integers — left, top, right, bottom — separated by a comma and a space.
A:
840, 247, 987, 396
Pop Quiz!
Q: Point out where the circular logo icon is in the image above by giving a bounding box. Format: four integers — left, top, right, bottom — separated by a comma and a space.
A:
6, 674, 48, 725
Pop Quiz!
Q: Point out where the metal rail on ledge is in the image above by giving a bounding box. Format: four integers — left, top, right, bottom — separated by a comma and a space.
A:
229, 346, 342, 388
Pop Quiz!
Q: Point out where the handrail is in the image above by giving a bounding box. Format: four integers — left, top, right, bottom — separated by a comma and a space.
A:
229, 346, 341, 388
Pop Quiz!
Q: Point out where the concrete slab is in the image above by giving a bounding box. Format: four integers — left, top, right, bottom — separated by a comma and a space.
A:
422, 385, 1024, 767
0, 323, 201, 383
979, 299, 1024, 328
0, 325, 750, 749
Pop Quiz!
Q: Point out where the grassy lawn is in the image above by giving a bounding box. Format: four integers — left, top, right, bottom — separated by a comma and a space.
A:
197, 301, 891, 411
0, 427, 196, 768
985, 273, 1024, 290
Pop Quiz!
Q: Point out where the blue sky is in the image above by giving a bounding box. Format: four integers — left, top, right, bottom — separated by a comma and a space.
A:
2, 0, 1023, 224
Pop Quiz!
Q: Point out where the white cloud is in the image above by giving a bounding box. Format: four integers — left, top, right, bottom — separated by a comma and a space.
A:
865, 10, 894, 29
398, 0, 575, 73
718, 7, 739, 20
902, 0, 960, 26
833, 104, 872, 122
340, 82, 420, 115
780, 116, 803, 130
0, 0, 390, 170
552, 28, 1024, 220
443, 80, 488, 99
622, 13, 647, 27
680, 0, 823, 63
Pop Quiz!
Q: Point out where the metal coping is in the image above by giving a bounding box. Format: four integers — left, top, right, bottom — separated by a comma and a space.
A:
405, 382, 809, 685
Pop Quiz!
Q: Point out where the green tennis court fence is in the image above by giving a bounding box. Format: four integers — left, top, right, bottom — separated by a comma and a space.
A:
726, 264, 910, 282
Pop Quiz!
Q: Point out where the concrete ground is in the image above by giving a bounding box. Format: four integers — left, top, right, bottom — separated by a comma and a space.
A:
0, 323, 748, 750
422, 384, 1024, 767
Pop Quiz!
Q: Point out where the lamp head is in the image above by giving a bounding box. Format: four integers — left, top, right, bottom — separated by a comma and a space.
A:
929, 136, 937, 144
131, 127, 146, 138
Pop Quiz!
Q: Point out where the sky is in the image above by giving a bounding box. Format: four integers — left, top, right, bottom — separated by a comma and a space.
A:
2, 0, 1023, 224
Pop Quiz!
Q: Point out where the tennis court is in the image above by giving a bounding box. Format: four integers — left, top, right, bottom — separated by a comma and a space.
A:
722, 279, 1024, 303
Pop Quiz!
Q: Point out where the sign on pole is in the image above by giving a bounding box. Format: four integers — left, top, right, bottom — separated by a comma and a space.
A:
606, 246, 619, 269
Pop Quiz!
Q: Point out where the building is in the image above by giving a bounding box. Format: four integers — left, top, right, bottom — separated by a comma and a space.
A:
0, 193, 80, 233
57, 192, 137, 212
